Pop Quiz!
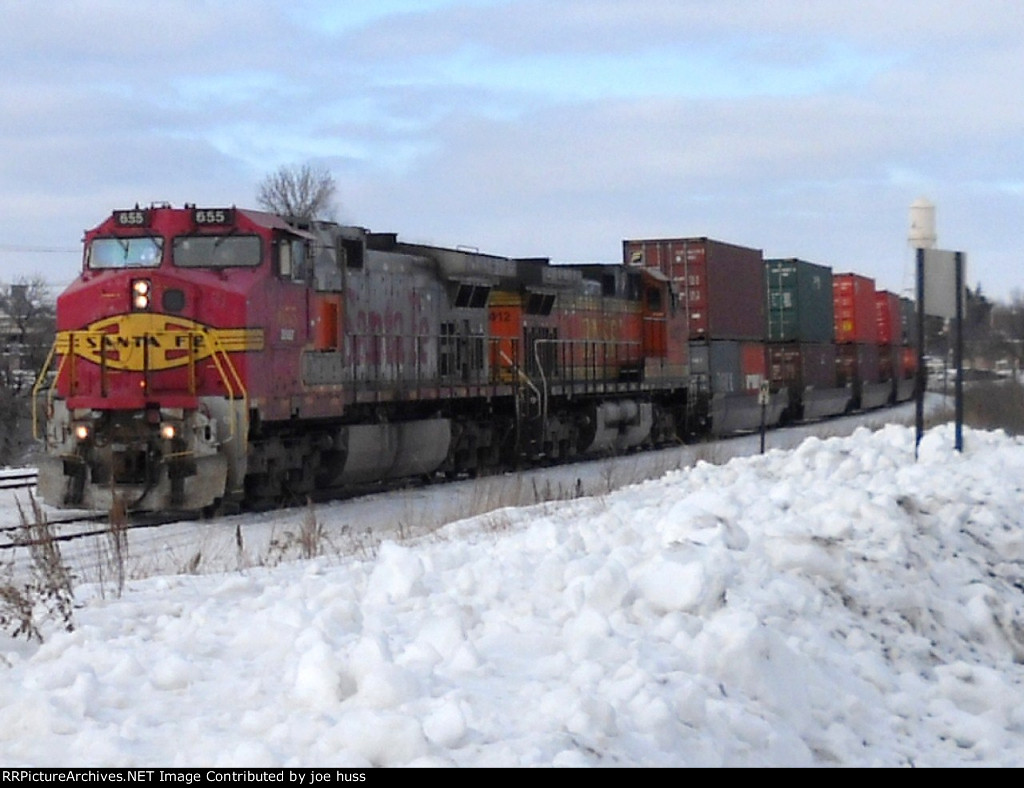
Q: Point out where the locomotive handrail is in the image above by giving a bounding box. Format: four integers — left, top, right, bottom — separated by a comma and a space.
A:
531, 338, 642, 380
31, 336, 62, 442
202, 330, 249, 442
32, 331, 98, 443
498, 347, 542, 425
531, 337, 643, 426
497, 348, 540, 395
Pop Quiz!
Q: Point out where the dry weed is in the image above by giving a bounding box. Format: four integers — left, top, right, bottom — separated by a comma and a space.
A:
0, 491, 75, 641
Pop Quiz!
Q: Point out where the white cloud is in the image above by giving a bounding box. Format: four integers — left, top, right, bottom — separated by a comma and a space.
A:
1, 1, 1022, 296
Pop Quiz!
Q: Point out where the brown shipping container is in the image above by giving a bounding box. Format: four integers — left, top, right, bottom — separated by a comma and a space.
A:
768, 344, 800, 388
875, 290, 902, 345
833, 273, 877, 344
837, 343, 881, 386
768, 343, 838, 390
802, 343, 838, 389
879, 345, 895, 382
624, 237, 765, 340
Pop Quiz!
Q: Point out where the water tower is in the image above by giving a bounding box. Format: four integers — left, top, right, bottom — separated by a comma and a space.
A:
909, 198, 936, 249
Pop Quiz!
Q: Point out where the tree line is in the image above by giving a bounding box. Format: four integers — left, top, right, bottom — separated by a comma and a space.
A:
933, 285, 1024, 374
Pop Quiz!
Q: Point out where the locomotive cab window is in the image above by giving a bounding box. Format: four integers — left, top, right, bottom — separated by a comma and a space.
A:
277, 238, 309, 281
88, 237, 163, 269
173, 235, 261, 268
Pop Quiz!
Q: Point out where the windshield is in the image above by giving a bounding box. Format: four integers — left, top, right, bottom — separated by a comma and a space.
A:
88, 237, 163, 269
173, 235, 262, 268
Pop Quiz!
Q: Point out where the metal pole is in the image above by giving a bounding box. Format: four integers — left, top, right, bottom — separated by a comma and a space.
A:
760, 401, 767, 454
759, 381, 769, 454
915, 248, 925, 457
954, 251, 964, 452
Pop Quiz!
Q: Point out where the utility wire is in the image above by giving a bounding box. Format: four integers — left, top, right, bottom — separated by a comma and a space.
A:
0, 244, 78, 254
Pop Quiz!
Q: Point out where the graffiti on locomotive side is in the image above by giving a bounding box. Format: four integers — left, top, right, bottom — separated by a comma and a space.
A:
56, 313, 264, 372
352, 308, 430, 367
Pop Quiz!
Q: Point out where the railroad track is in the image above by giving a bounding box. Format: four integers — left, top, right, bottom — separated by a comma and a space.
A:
0, 468, 38, 491
2, 467, 183, 547
0, 510, 185, 552
0, 399, 928, 558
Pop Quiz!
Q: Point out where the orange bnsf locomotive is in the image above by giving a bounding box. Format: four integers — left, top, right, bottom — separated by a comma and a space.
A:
34, 204, 690, 512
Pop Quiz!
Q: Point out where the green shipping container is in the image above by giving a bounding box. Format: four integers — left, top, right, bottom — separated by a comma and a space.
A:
764, 258, 834, 343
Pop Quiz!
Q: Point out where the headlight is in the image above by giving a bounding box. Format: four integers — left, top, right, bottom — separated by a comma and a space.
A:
160, 423, 178, 441
132, 279, 151, 311
73, 423, 91, 441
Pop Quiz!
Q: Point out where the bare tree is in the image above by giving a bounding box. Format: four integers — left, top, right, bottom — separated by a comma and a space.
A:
0, 276, 56, 383
0, 276, 55, 341
256, 163, 338, 221
0, 276, 56, 465
0, 382, 23, 466
992, 290, 1024, 372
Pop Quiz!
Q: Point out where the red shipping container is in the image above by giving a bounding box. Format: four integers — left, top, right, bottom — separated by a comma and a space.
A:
833, 273, 877, 344
875, 290, 902, 346
623, 237, 765, 341
740, 341, 767, 392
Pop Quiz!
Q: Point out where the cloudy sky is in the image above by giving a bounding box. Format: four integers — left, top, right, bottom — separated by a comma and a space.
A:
2, 1, 1021, 299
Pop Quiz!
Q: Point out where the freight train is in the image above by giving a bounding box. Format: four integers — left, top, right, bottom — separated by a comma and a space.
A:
32, 204, 917, 513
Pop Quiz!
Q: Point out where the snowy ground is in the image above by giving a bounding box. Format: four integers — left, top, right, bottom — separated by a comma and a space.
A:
3, 405, 1024, 766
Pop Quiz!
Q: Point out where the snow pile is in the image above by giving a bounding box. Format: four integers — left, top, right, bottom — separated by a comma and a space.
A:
2, 423, 1024, 766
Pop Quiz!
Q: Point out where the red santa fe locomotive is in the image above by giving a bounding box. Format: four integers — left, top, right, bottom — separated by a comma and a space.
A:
35, 204, 688, 512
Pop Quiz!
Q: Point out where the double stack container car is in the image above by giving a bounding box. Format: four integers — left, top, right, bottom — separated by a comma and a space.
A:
764, 259, 850, 421
623, 237, 784, 435
876, 290, 918, 403
833, 273, 892, 410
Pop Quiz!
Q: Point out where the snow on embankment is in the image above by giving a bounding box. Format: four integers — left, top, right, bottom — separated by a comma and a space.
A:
2, 424, 1024, 767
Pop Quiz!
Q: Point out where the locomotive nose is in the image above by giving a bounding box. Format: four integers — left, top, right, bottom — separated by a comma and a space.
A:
38, 404, 226, 513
